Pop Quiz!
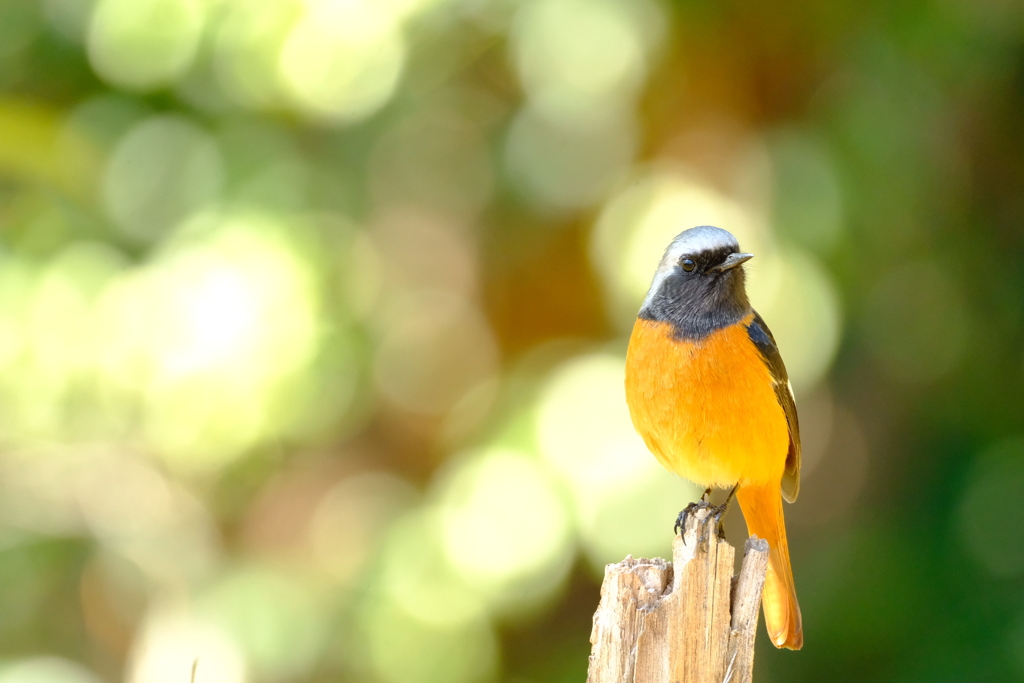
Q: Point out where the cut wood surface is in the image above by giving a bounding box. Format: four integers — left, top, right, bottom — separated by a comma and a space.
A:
586, 506, 770, 683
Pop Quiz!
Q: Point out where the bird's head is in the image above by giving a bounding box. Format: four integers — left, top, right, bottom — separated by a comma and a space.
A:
639, 225, 754, 338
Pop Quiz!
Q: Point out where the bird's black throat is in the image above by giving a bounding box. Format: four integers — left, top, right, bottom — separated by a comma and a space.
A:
638, 265, 752, 340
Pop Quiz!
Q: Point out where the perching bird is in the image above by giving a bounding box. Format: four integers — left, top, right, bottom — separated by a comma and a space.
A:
624, 225, 803, 650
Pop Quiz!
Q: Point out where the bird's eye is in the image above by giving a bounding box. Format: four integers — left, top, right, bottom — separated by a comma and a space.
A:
681, 259, 696, 272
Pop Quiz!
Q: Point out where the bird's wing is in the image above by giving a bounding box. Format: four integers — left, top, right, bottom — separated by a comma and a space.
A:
746, 311, 801, 502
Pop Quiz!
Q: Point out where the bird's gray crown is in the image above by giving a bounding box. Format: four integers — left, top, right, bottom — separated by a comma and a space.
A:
661, 225, 740, 264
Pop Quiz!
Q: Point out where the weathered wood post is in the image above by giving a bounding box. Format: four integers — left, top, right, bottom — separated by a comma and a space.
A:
586, 506, 770, 683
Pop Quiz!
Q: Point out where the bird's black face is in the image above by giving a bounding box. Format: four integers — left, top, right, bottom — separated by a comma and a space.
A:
675, 245, 753, 279
640, 243, 754, 340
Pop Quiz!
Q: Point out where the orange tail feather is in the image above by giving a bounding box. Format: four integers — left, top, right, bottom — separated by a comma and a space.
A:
735, 483, 803, 650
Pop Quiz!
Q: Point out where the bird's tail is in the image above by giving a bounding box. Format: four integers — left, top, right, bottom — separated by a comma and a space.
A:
735, 483, 803, 650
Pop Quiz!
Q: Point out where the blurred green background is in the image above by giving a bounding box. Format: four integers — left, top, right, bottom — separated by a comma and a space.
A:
0, 0, 1023, 681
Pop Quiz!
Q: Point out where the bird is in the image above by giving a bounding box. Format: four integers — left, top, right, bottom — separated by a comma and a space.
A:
624, 225, 803, 650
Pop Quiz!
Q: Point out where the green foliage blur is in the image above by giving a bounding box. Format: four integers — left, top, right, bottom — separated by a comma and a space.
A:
1, 0, 1023, 681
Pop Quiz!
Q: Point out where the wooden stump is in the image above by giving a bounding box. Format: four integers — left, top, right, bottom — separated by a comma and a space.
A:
586, 506, 770, 683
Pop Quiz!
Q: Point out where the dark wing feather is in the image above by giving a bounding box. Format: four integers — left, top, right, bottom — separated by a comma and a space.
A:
746, 311, 801, 502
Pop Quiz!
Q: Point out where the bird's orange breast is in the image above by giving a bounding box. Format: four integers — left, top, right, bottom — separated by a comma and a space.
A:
624, 315, 789, 488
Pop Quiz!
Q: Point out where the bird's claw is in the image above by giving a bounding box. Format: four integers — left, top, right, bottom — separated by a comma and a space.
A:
674, 489, 732, 541
674, 499, 717, 537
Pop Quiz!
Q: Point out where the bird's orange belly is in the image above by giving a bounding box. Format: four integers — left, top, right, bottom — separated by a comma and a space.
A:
625, 316, 789, 489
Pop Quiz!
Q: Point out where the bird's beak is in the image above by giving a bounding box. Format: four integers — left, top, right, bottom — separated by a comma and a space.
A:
712, 252, 754, 272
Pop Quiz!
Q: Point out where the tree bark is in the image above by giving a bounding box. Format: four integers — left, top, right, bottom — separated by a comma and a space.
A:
586, 506, 770, 683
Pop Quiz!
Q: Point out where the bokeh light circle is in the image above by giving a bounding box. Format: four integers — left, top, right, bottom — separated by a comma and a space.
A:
534, 352, 700, 571
87, 0, 205, 90
435, 447, 573, 600
103, 116, 224, 243
96, 210, 325, 473
277, 0, 405, 122
959, 438, 1024, 577
505, 106, 636, 210
128, 604, 246, 683
511, 0, 656, 122
0, 657, 103, 683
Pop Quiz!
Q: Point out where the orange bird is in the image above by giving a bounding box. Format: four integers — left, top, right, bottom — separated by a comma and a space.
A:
624, 225, 803, 650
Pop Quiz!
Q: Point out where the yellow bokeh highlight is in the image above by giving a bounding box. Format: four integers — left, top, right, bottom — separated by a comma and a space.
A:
196, 565, 329, 680
0, 658, 102, 683
505, 105, 636, 209
277, 0, 405, 122
534, 352, 700, 570
212, 0, 299, 109
95, 211, 323, 472
0, 244, 124, 438
212, 0, 452, 117
504, 0, 663, 209
356, 591, 497, 683
435, 447, 573, 604
128, 603, 247, 683
511, 0, 661, 122
747, 246, 842, 391
87, 0, 206, 90
378, 509, 489, 628
0, 99, 101, 204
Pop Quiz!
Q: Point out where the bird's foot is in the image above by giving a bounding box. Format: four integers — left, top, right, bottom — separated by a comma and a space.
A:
673, 490, 712, 536
673, 500, 721, 544
673, 502, 697, 536
673, 486, 737, 540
